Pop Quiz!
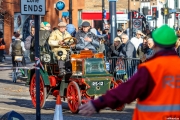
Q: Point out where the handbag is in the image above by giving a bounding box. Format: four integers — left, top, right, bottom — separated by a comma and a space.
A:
0, 45, 5, 50
14, 56, 23, 62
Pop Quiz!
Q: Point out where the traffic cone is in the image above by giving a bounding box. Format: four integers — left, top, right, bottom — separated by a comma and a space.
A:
53, 95, 63, 120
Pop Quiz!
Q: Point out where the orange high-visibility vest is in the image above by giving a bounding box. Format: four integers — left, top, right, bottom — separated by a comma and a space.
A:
133, 56, 180, 120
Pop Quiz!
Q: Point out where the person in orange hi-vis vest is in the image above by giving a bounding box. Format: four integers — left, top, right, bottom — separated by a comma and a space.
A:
79, 25, 180, 120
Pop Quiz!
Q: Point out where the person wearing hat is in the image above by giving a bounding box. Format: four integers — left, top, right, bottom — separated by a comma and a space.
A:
48, 22, 71, 75
117, 27, 124, 40
131, 30, 145, 51
108, 37, 122, 57
9, 32, 26, 67
79, 25, 180, 120
75, 21, 99, 53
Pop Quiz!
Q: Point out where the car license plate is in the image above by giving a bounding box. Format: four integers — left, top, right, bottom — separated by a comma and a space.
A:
92, 81, 104, 86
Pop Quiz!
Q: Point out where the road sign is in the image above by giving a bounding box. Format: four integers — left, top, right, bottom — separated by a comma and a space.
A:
169, 9, 176, 13
133, 19, 142, 28
55, 0, 66, 11
21, 0, 46, 15
146, 15, 153, 21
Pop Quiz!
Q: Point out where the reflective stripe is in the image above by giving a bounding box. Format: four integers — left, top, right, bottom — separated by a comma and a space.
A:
137, 104, 180, 112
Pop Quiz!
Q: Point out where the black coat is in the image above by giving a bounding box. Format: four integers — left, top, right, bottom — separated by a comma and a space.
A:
119, 40, 136, 58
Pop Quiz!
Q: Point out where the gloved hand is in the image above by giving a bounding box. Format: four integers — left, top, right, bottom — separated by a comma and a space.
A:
110, 45, 115, 51
113, 50, 119, 56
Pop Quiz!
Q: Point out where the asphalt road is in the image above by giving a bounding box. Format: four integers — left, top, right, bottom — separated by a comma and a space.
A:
0, 56, 135, 120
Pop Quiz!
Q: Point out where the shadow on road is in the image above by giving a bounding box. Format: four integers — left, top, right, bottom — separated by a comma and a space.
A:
0, 79, 26, 87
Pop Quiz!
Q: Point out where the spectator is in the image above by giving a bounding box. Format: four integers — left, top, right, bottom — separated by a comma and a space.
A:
24, 26, 35, 59
79, 25, 180, 120
141, 38, 155, 62
12, 32, 16, 42
119, 34, 136, 58
117, 27, 124, 40
75, 21, 99, 53
9, 32, 26, 67
108, 37, 122, 57
175, 30, 180, 56
137, 36, 149, 62
0, 33, 5, 61
131, 30, 145, 50
145, 28, 152, 38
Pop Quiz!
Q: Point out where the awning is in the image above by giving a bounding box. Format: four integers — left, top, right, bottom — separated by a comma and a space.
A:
82, 12, 124, 20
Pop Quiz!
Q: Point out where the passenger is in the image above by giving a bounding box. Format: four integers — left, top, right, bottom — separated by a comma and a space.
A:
66, 24, 76, 37
75, 21, 99, 53
30, 22, 51, 61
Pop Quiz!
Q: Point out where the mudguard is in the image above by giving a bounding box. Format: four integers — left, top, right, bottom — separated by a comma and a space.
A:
26, 68, 50, 86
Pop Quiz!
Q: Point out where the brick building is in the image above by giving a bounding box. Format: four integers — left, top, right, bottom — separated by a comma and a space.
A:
1, 0, 84, 53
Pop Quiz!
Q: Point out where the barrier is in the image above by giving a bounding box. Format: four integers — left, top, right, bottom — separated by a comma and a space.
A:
108, 57, 141, 81
0, 66, 39, 71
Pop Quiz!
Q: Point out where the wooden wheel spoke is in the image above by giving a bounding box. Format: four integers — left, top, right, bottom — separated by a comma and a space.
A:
30, 74, 47, 109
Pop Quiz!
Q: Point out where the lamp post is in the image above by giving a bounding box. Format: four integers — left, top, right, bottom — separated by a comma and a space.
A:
102, 0, 105, 31
108, 0, 117, 45
69, 0, 72, 24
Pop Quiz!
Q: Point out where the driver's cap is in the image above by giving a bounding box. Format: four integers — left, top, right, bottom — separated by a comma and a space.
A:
58, 22, 67, 27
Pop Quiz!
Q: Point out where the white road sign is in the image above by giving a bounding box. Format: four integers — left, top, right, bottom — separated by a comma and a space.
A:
133, 19, 142, 28
21, 0, 46, 15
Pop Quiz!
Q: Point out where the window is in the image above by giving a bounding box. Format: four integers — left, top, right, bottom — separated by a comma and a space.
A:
0, 14, 4, 33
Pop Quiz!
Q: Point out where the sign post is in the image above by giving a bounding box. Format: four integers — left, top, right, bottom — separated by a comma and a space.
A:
108, 0, 118, 45
21, 0, 46, 120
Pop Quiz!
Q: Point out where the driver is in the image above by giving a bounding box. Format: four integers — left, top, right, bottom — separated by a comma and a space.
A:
48, 22, 72, 75
48, 22, 71, 60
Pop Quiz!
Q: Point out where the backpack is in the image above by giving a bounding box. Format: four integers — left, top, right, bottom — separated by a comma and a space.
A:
24, 35, 33, 50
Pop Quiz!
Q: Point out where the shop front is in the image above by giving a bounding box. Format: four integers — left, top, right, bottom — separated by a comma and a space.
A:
81, 11, 126, 30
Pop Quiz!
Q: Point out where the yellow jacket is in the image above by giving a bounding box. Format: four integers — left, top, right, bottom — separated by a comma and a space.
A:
48, 30, 71, 60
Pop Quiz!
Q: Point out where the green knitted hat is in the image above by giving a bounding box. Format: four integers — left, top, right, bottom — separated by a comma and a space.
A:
152, 25, 177, 47
40, 22, 50, 28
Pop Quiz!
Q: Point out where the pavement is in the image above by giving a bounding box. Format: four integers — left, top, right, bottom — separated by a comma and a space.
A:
0, 55, 135, 120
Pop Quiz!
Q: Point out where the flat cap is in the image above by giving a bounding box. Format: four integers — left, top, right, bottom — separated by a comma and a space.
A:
58, 22, 67, 27
82, 21, 90, 27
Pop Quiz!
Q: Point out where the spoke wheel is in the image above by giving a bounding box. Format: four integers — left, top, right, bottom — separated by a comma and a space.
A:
29, 74, 47, 108
67, 81, 81, 114
114, 79, 125, 111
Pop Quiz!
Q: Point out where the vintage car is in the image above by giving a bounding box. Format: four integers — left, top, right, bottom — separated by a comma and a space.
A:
26, 37, 124, 113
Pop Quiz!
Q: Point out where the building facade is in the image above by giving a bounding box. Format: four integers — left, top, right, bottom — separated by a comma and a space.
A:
1, 0, 84, 53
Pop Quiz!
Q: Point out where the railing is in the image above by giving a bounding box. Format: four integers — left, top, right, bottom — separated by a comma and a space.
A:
106, 57, 141, 81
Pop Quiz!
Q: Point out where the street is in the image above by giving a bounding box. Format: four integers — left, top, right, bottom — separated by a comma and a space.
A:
0, 56, 135, 120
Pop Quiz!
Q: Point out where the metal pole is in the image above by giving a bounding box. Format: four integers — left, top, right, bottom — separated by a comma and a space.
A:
102, 0, 105, 31
128, 0, 131, 39
69, 0, 72, 24
109, 0, 117, 45
34, 15, 41, 120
